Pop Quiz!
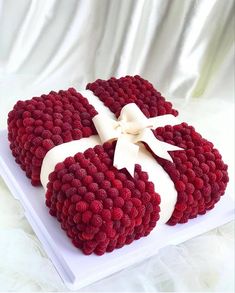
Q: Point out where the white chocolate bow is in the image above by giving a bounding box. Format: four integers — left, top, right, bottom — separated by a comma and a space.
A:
92, 103, 183, 176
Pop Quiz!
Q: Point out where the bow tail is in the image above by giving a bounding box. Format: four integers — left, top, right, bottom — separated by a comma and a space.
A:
137, 129, 183, 163
113, 135, 139, 177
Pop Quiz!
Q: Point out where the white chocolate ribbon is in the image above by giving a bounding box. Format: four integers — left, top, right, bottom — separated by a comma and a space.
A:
92, 103, 183, 176
41, 90, 183, 224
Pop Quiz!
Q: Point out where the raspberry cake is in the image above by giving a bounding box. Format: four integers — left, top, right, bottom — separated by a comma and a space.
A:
7, 75, 229, 255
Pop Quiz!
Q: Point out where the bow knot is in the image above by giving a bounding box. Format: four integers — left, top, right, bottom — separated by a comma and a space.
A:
92, 103, 183, 176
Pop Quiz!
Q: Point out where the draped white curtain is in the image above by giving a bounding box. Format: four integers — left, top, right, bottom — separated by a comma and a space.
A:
0, 0, 234, 100
0, 0, 234, 291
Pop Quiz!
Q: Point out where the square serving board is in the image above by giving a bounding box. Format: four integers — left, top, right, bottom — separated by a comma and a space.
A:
0, 130, 234, 290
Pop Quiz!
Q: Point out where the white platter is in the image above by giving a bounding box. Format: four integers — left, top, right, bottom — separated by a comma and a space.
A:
0, 130, 234, 290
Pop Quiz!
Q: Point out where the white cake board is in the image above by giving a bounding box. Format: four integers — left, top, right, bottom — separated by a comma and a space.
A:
0, 130, 234, 290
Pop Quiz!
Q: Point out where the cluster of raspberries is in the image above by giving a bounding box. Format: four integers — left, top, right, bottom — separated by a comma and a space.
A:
86, 76, 229, 225
7, 75, 229, 255
46, 142, 160, 255
8, 89, 97, 186
86, 75, 178, 118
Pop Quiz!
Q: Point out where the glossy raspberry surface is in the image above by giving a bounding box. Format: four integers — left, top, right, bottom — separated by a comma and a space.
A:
8, 89, 97, 185
87, 75, 178, 118
87, 75, 229, 225
46, 142, 161, 255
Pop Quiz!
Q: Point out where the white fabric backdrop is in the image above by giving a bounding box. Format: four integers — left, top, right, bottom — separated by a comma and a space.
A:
0, 0, 234, 291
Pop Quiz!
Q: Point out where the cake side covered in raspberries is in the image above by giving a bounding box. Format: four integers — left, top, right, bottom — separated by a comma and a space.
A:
7, 89, 97, 186
86, 75, 178, 118
152, 123, 228, 225
8, 76, 179, 186
46, 142, 161, 255
86, 75, 229, 225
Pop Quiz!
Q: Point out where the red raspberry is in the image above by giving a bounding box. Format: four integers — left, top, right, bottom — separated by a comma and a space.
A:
35, 146, 46, 159
90, 200, 103, 213
216, 159, 225, 169
53, 180, 62, 191
77, 187, 87, 197
103, 198, 113, 209
52, 126, 62, 135
95, 231, 107, 242
135, 217, 142, 226
208, 172, 217, 182
42, 139, 54, 150
93, 172, 105, 183
116, 172, 127, 181
84, 192, 95, 202
124, 180, 135, 190
71, 178, 81, 188
135, 180, 146, 191
207, 161, 216, 171
101, 209, 112, 221
73, 213, 81, 224
215, 170, 223, 181
121, 215, 131, 227
76, 201, 88, 212
185, 169, 196, 181
120, 188, 132, 200
96, 189, 107, 200
131, 198, 142, 207
129, 207, 138, 219
175, 180, 186, 192
71, 194, 81, 203
185, 183, 195, 194
80, 158, 89, 168
112, 208, 123, 220
113, 197, 124, 207
194, 177, 204, 189
75, 168, 87, 179
68, 204, 76, 215
32, 136, 43, 146
64, 157, 75, 167
82, 175, 93, 186
141, 192, 151, 204
44, 121, 53, 130
88, 182, 99, 192
107, 188, 119, 198
91, 214, 103, 227
175, 203, 187, 211
123, 200, 133, 213
48, 171, 57, 182
73, 129, 82, 139
81, 232, 94, 241
106, 228, 116, 238
82, 210, 93, 223
66, 187, 77, 197
139, 171, 148, 181
146, 182, 155, 193
83, 127, 93, 137
23, 117, 35, 127
74, 153, 84, 162
51, 134, 63, 144
84, 148, 95, 158
101, 180, 111, 189
112, 179, 123, 189
62, 173, 74, 183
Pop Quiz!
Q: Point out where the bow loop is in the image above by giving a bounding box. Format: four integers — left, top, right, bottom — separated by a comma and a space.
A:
119, 103, 150, 134
92, 103, 183, 176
